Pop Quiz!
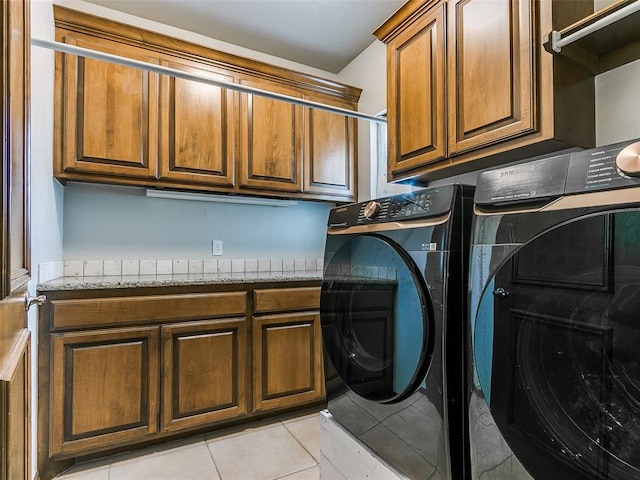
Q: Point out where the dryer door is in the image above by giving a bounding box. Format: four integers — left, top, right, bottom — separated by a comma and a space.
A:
321, 233, 435, 403
473, 210, 640, 479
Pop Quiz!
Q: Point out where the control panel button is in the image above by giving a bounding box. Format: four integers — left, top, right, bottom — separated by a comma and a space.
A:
616, 141, 640, 176
363, 201, 381, 220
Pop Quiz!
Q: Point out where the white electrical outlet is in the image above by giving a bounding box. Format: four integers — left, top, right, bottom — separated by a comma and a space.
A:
212, 240, 223, 256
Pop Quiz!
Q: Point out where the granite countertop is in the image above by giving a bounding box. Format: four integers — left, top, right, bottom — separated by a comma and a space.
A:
37, 270, 324, 291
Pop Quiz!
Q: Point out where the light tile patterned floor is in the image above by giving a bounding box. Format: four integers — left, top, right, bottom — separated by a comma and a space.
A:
53, 411, 321, 480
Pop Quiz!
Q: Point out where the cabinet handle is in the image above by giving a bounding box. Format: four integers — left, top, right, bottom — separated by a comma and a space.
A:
26, 293, 46, 311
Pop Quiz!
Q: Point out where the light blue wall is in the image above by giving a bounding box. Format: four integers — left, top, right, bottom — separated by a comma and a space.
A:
63, 183, 332, 260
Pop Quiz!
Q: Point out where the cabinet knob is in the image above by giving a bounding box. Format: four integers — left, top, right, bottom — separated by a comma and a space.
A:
616, 142, 640, 176
25, 293, 46, 311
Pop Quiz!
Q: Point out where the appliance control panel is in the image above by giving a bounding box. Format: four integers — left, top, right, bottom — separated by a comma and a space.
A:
475, 139, 640, 207
328, 184, 459, 228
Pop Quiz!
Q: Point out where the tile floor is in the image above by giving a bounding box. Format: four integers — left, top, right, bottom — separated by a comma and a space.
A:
53, 410, 321, 480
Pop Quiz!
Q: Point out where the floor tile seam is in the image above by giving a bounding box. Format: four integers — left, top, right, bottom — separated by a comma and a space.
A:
281, 421, 320, 465
364, 421, 437, 465
205, 418, 284, 444
204, 441, 225, 480
273, 463, 319, 480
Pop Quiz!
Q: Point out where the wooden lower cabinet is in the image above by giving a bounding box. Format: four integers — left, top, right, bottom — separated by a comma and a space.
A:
252, 287, 324, 411
38, 282, 322, 480
253, 312, 323, 411
50, 327, 160, 456
162, 318, 247, 431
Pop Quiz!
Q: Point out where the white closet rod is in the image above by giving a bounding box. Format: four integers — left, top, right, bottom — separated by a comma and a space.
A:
550, 0, 640, 52
31, 37, 387, 124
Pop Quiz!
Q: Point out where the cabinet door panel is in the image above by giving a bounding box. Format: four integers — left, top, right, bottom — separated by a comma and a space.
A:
159, 60, 234, 187
1, 330, 30, 480
162, 318, 247, 432
387, 5, 446, 176
253, 313, 323, 411
238, 78, 303, 192
448, 0, 535, 153
50, 327, 159, 456
58, 35, 158, 178
304, 95, 356, 199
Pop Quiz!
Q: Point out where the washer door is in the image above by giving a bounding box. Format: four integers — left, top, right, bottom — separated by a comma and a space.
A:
321, 233, 435, 403
474, 211, 640, 479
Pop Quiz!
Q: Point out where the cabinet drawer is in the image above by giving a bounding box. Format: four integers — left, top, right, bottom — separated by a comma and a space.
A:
253, 287, 321, 314
52, 292, 247, 329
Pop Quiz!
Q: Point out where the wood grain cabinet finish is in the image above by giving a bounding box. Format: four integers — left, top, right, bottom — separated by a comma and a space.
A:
447, 0, 535, 154
375, 0, 595, 183
158, 58, 235, 187
53, 7, 360, 202
384, 3, 446, 174
238, 77, 303, 193
304, 94, 357, 199
50, 326, 160, 456
0, 330, 30, 480
38, 283, 322, 480
56, 34, 159, 180
253, 287, 324, 411
161, 318, 247, 431
1, 0, 32, 477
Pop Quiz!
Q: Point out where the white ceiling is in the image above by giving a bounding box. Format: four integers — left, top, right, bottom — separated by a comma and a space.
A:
82, 0, 405, 73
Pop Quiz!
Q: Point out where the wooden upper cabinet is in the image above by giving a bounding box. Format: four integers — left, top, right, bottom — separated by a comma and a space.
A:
303, 94, 357, 200
375, 0, 595, 183
447, 0, 534, 154
238, 78, 303, 193
53, 6, 361, 200
386, 3, 446, 176
158, 59, 235, 187
56, 34, 158, 179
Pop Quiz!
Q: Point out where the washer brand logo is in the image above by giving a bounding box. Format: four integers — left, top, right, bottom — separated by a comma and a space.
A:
335, 207, 348, 213
500, 169, 517, 177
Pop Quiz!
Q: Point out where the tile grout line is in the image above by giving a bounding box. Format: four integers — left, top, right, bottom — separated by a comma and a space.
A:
280, 419, 320, 468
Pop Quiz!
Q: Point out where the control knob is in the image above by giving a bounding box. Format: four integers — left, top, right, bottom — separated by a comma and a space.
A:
616, 141, 640, 176
363, 201, 381, 220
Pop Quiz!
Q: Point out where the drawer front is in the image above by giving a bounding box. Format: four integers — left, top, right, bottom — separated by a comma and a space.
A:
52, 292, 248, 329
253, 287, 321, 314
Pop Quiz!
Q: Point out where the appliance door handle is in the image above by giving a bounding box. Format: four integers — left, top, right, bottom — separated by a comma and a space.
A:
492, 287, 511, 298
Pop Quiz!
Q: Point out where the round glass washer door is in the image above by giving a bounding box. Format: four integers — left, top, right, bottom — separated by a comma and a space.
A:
474, 211, 640, 479
321, 233, 435, 403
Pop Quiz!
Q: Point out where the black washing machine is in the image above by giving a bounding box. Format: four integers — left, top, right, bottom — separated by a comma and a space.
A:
321, 184, 473, 480
468, 139, 640, 479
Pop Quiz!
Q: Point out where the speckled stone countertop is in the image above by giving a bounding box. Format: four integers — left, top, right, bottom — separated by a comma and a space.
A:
37, 270, 324, 291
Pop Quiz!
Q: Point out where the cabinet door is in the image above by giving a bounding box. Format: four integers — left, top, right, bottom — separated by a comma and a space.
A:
238, 78, 303, 193
447, 0, 534, 154
1, 0, 31, 477
57, 34, 159, 179
161, 318, 247, 432
253, 312, 323, 411
0, 330, 30, 480
50, 327, 159, 456
303, 94, 356, 200
386, 4, 446, 178
158, 59, 235, 187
